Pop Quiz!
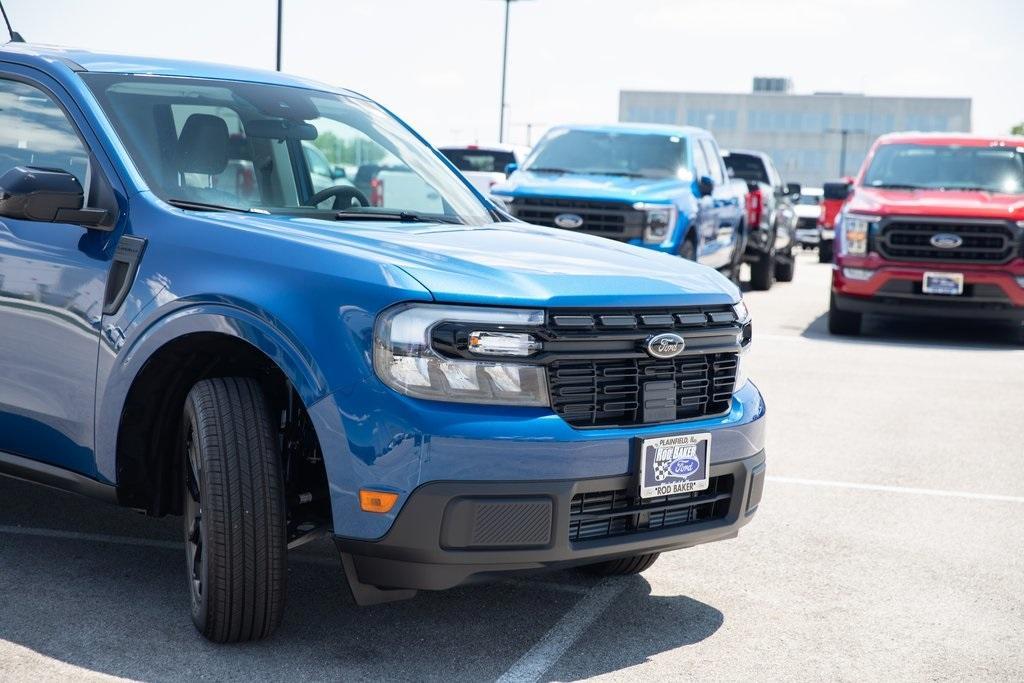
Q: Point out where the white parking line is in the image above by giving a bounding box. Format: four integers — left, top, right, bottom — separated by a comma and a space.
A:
767, 476, 1024, 503
496, 577, 626, 683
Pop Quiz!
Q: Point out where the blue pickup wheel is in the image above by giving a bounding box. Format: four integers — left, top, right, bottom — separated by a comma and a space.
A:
182, 377, 287, 643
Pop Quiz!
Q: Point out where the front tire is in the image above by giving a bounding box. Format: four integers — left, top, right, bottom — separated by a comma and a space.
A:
818, 239, 834, 263
182, 377, 287, 643
774, 253, 795, 282
679, 237, 697, 262
828, 293, 862, 336
581, 553, 660, 576
749, 249, 775, 291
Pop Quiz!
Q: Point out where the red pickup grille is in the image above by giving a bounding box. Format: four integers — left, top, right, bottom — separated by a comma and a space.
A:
877, 219, 1018, 264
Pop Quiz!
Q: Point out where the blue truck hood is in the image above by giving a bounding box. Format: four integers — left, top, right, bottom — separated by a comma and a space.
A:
492, 170, 688, 202
196, 213, 739, 308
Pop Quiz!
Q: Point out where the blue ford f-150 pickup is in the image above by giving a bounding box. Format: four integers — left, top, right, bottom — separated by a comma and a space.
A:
0, 44, 765, 643
492, 123, 747, 278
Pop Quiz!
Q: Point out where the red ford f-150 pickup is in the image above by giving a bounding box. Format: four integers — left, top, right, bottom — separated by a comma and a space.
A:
829, 133, 1024, 338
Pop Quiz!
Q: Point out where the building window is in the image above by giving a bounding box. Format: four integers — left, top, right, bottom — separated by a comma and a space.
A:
685, 108, 737, 131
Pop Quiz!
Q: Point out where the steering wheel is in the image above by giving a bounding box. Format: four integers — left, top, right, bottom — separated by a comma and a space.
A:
304, 185, 370, 210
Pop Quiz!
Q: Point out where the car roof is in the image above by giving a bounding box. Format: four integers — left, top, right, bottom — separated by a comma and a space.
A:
875, 131, 1024, 148
721, 149, 770, 159
0, 42, 351, 95
551, 122, 712, 138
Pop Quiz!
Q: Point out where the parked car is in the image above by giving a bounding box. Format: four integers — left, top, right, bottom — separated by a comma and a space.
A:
437, 143, 529, 195
0, 45, 765, 642
492, 124, 747, 279
722, 149, 800, 290
818, 178, 852, 262
302, 140, 354, 193
828, 132, 1024, 337
794, 186, 823, 248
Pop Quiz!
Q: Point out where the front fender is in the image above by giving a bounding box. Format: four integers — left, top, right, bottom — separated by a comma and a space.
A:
93, 301, 329, 483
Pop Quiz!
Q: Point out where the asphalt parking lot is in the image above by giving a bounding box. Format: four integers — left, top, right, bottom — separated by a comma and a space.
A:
2, 251, 1022, 682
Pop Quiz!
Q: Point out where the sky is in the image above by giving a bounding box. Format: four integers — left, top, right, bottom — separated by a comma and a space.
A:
5, 0, 1022, 147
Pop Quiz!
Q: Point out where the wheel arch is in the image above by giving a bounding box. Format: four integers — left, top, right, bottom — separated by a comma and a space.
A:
98, 305, 331, 515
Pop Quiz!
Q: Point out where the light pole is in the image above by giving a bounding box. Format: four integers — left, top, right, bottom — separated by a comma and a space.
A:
827, 128, 866, 176
496, 0, 532, 143
275, 0, 283, 71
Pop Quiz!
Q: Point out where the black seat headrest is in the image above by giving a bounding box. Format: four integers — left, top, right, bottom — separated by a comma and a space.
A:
176, 114, 229, 175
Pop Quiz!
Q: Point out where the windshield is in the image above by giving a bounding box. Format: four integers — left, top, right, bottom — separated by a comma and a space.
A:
82, 74, 493, 223
723, 153, 768, 184
439, 148, 516, 174
523, 128, 688, 179
863, 143, 1024, 194
796, 194, 821, 206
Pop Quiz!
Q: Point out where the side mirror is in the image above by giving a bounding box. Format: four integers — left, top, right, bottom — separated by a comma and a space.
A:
0, 166, 110, 228
784, 182, 802, 197
504, 162, 519, 177
331, 165, 347, 180
823, 181, 852, 201
697, 175, 714, 197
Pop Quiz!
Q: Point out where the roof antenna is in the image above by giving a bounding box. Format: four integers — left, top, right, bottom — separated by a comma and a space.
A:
0, 2, 24, 43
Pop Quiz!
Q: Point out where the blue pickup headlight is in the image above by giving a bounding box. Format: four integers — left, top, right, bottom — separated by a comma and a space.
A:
373, 304, 550, 406
635, 203, 678, 245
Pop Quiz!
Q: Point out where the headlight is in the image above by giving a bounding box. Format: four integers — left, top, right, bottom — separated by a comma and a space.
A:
373, 304, 549, 406
732, 300, 750, 324
635, 203, 678, 244
733, 299, 752, 391
841, 212, 878, 256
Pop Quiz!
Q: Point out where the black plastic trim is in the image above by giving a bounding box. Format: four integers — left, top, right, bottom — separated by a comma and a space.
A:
334, 450, 764, 592
0, 449, 117, 503
102, 235, 147, 315
832, 291, 1024, 321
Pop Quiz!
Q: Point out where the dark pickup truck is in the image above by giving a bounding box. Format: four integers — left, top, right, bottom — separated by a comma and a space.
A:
723, 149, 800, 290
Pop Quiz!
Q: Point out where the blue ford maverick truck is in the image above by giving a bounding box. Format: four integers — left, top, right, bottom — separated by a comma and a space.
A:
492, 123, 747, 277
0, 44, 765, 642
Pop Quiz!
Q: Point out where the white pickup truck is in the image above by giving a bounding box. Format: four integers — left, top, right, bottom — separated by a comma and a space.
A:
438, 144, 529, 195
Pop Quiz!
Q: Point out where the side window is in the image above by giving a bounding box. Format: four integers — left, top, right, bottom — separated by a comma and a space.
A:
701, 139, 725, 184
692, 139, 711, 179
0, 78, 91, 192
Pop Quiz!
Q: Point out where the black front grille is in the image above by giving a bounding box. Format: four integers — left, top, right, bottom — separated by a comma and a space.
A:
878, 219, 1018, 263
549, 354, 737, 428
511, 197, 645, 241
568, 475, 733, 542
796, 216, 818, 230
540, 305, 746, 428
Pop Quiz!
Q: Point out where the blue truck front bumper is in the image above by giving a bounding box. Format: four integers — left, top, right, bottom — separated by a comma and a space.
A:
307, 380, 766, 541
334, 448, 765, 594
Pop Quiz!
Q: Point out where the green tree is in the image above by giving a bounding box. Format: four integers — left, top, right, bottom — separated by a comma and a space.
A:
1012, 122, 1024, 136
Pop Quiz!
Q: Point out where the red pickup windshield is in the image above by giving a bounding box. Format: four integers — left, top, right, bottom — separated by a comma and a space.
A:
864, 143, 1024, 194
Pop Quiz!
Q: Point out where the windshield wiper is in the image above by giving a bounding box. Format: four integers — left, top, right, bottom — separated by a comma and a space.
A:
526, 167, 573, 174
868, 183, 925, 190
166, 198, 259, 213
584, 170, 645, 178
334, 210, 462, 224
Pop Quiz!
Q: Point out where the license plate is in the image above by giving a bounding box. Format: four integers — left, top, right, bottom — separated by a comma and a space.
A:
639, 433, 710, 499
922, 271, 964, 296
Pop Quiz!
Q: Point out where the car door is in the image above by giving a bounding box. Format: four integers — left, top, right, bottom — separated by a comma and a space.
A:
0, 70, 123, 478
689, 139, 718, 263
698, 138, 734, 269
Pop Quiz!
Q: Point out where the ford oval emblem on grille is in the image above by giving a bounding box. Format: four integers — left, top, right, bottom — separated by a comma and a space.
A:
554, 213, 584, 229
930, 233, 963, 249
645, 333, 685, 359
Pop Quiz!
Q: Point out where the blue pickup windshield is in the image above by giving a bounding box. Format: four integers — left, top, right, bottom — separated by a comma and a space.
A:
523, 128, 689, 179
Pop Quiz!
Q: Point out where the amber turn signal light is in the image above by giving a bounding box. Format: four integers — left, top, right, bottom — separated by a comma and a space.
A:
359, 489, 399, 513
